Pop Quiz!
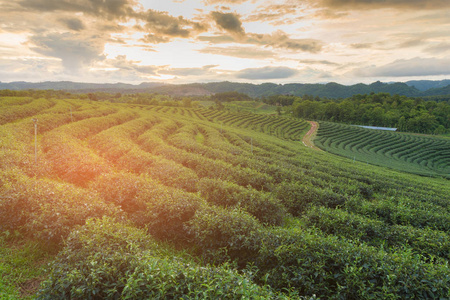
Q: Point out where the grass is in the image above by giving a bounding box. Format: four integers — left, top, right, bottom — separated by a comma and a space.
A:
0, 233, 55, 299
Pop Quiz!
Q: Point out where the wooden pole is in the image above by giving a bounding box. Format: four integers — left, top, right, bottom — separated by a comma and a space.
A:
33, 118, 38, 164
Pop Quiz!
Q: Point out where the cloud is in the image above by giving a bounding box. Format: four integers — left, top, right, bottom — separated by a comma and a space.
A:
199, 0, 450, 11
100, 57, 222, 79
198, 35, 236, 44
313, 0, 450, 10
424, 43, 450, 54
17, 0, 138, 20
141, 34, 171, 44
210, 11, 245, 36
350, 43, 373, 49
398, 38, 424, 48
207, 11, 322, 53
312, 8, 348, 19
236, 66, 298, 80
59, 18, 85, 31
139, 9, 208, 42
199, 30, 323, 53
203, 0, 249, 4
103, 55, 155, 74
29, 32, 106, 72
299, 59, 339, 66
352, 57, 450, 77
0, 57, 62, 82
159, 65, 219, 76
248, 31, 323, 52
198, 46, 277, 59
245, 3, 304, 25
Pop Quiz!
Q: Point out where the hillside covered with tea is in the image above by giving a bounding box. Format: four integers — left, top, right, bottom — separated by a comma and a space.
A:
1, 95, 449, 299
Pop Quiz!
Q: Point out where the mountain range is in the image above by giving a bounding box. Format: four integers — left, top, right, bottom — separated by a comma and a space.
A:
1, 80, 449, 99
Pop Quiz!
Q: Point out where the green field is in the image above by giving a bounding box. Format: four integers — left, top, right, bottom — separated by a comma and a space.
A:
315, 121, 450, 178
224, 101, 280, 115
1, 96, 450, 299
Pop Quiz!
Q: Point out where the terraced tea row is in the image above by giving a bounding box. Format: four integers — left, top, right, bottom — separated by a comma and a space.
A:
192, 108, 309, 140
1, 97, 450, 299
315, 121, 450, 178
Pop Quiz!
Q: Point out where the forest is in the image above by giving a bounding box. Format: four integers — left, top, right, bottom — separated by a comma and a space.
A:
264, 93, 449, 134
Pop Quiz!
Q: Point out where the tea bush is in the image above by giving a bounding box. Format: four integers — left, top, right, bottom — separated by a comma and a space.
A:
273, 181, 346, 216
135, 182, 205, 241
346, 198, 450, 232
92, 171, 204, 241
256, 228, 450, 299
197, 178, 286, 225
37, 217, 278, 299
0, 98, 54, 125
303, 206, 450, 260
0, 170, 119, 242
90, 172, 150, 213
187, 206, 264, 266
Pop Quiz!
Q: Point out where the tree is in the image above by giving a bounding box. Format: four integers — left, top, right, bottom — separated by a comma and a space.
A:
397, 116, 407, 132
182, 97, 192, 108
407, 112, 438, 133
276, 106, 282, 116
434, 125, 447, 135
215, 100, 224, 110
87, 93, 98, 101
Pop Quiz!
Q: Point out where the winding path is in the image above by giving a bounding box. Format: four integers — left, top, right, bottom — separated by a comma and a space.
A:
302, 121, 322, 151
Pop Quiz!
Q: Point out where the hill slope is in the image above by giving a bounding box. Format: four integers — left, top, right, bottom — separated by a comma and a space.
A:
315, 122, 450, 178
1, 96, 449, 299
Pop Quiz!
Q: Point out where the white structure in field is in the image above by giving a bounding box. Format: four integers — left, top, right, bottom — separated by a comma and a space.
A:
355, 125, 397, 131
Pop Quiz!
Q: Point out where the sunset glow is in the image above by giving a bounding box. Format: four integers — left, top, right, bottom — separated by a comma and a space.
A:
0, 0, 449, 84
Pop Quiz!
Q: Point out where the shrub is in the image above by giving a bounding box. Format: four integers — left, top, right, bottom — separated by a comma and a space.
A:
303, 206, 450, 261
0, 98, 54, 125
273, 182, 345, 216
136, 183, 205, 242
43, 133, 112, 186
256, 228, 450, 299
92, 172, 204, 242
37, 217, 277, 299
197, 178, 286, 225
0, 171, 119, 242
90, 172, 151, 214
347, 198, 450, 232
186, 206, 263, 266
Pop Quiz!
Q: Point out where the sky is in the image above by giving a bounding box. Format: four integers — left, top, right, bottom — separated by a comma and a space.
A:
0, 0, 449, 85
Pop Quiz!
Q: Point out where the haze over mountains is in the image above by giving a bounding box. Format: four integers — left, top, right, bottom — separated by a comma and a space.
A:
1, 80, 450, 99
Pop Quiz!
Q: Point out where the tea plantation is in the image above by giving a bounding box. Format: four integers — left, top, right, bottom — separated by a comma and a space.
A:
1, 96, 449, 299
315, 122, 450, 178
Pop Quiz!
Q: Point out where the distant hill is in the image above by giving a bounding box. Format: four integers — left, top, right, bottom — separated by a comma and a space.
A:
0, 81, 164, 93
422, 84, 450, 96
406, 80, 450, 91
195, 81, 426, 98
1, 80, 449, 99
150, 84, 213, 96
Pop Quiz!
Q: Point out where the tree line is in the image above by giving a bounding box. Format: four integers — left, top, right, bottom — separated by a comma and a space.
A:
263, 93, 449, 134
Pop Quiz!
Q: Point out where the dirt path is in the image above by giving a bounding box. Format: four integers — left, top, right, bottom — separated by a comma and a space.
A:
302, 121, 322, 151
